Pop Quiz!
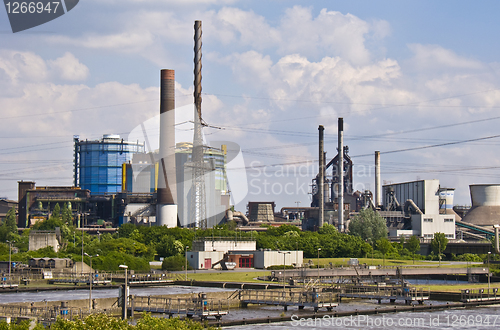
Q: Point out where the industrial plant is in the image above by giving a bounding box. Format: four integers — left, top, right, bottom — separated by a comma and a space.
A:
3, 20, 499, 260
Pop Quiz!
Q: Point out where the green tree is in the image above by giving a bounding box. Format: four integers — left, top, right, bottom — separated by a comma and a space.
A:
376, 238, 392, 266
406, 235, 421, 264
117, 223, 137, 238
0, 207, 18, 241
431, 232, 448, 266
51, 203, 61, 219
61, 202, 73, 224
156, 236, 184, 258
162, 254, 189, 271
348, 208, 387, 242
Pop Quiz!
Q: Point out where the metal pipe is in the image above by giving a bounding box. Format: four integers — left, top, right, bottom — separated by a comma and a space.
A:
405, 199, 423, 215
318, 125, 324, 229
495, 225, 500, 254
375, 151, 381, 207
323, 151, 329, 204
338, 118, 344, 232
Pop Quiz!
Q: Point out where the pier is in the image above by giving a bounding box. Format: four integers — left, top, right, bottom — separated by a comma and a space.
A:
130, 294, 229, 320
338, 285, 430, 304
238, 289, 338, 312
48, 274, 112, 286
461, 288, 500, 302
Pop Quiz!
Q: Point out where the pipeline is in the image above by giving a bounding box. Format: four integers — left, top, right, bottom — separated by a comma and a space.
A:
495, 225, 500, 254
233, 211, 249, 225
404, 199, 423, 215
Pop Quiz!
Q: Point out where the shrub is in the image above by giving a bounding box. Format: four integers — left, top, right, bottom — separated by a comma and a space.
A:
162, 255, 190, 271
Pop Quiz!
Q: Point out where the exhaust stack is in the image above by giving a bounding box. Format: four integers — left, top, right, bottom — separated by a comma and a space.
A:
375, 151, 381, 207
318, 125, 324, 228
156, 69, 178, 227
338, 118, 344, 232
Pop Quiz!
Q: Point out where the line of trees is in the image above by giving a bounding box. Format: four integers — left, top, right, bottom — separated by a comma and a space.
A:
0, 204, 489, 272
0, 313, 216, 329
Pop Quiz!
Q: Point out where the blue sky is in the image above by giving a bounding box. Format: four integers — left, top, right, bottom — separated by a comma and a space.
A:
2, 0, 500, 213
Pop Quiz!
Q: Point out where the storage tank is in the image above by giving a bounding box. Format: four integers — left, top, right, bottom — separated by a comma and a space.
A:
76, 135, 144, 194
462, 184, 500, 226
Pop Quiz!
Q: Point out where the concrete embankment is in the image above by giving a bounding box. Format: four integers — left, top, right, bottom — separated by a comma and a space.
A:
209, 300, 500, 327
173, 280, 287, 290
0, 290, 240, 310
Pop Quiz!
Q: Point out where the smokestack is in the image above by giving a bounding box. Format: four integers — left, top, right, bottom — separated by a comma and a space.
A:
338, 118, 344, 232
318, 125, 324, 228
157, 69, 178, 227
375, 151, 381, 207
194, 20, 202, 123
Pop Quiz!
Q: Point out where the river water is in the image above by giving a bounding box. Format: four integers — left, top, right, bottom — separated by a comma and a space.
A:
227, 305, 500, 329
1, 286, 499, 329
0, 286, 233, 304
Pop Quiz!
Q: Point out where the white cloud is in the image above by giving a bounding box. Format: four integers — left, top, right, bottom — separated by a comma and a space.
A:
48, 52, 89, 81
0, 50, 48, 85
43, 6, 389, 68
225, 51, 410, 115
49, 32, 154, 52
278, 7, 373, 64
206, 7, 280, 48
408, 44, 484, 70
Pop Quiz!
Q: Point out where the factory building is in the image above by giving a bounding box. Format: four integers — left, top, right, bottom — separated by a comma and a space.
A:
383, 179, 455, 239
74, 134, 145, 195
0, 198, 17, 223
119, 142, 230, 228
17, 181, 90, 228
175, 143, 229, 228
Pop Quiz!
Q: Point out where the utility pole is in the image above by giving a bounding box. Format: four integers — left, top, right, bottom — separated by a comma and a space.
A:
185, 246, 190, 281
317, 248, 321, 280
7, 240, 14, 285
119, 264, 128, 320
84, 253, 99, 310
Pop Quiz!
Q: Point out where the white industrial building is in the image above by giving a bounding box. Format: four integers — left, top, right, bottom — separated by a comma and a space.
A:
186, 239, 303, 270
384, 179, 455, 239
252, 250, 302, 269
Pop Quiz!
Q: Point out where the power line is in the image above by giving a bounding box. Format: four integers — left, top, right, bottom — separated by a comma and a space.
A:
351, 133, 500, 158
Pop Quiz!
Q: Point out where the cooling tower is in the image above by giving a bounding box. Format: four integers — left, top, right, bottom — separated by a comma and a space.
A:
462, 184, 500, 226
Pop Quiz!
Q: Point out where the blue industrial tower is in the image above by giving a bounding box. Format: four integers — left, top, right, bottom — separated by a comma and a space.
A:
74, 134, 144, 194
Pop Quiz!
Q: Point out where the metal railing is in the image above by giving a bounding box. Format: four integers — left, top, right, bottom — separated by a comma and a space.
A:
129, 273, 174, 283
238, 289, 338, 305
461, 288, 500, 302
0, 304, 119, 325
341, 286, 430, 300
132, 295, 230, 316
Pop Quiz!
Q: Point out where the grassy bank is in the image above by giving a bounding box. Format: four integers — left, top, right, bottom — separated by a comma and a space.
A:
414, 283, 500, 292
187, 271, 272, 283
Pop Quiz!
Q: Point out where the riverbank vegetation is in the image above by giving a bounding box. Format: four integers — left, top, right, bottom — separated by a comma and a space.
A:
0, 313, 218, 330
0, 205, 497, 274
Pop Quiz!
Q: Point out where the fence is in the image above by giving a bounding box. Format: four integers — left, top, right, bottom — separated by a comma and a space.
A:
132, 295, 229, 317
0, 304, 120, 325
